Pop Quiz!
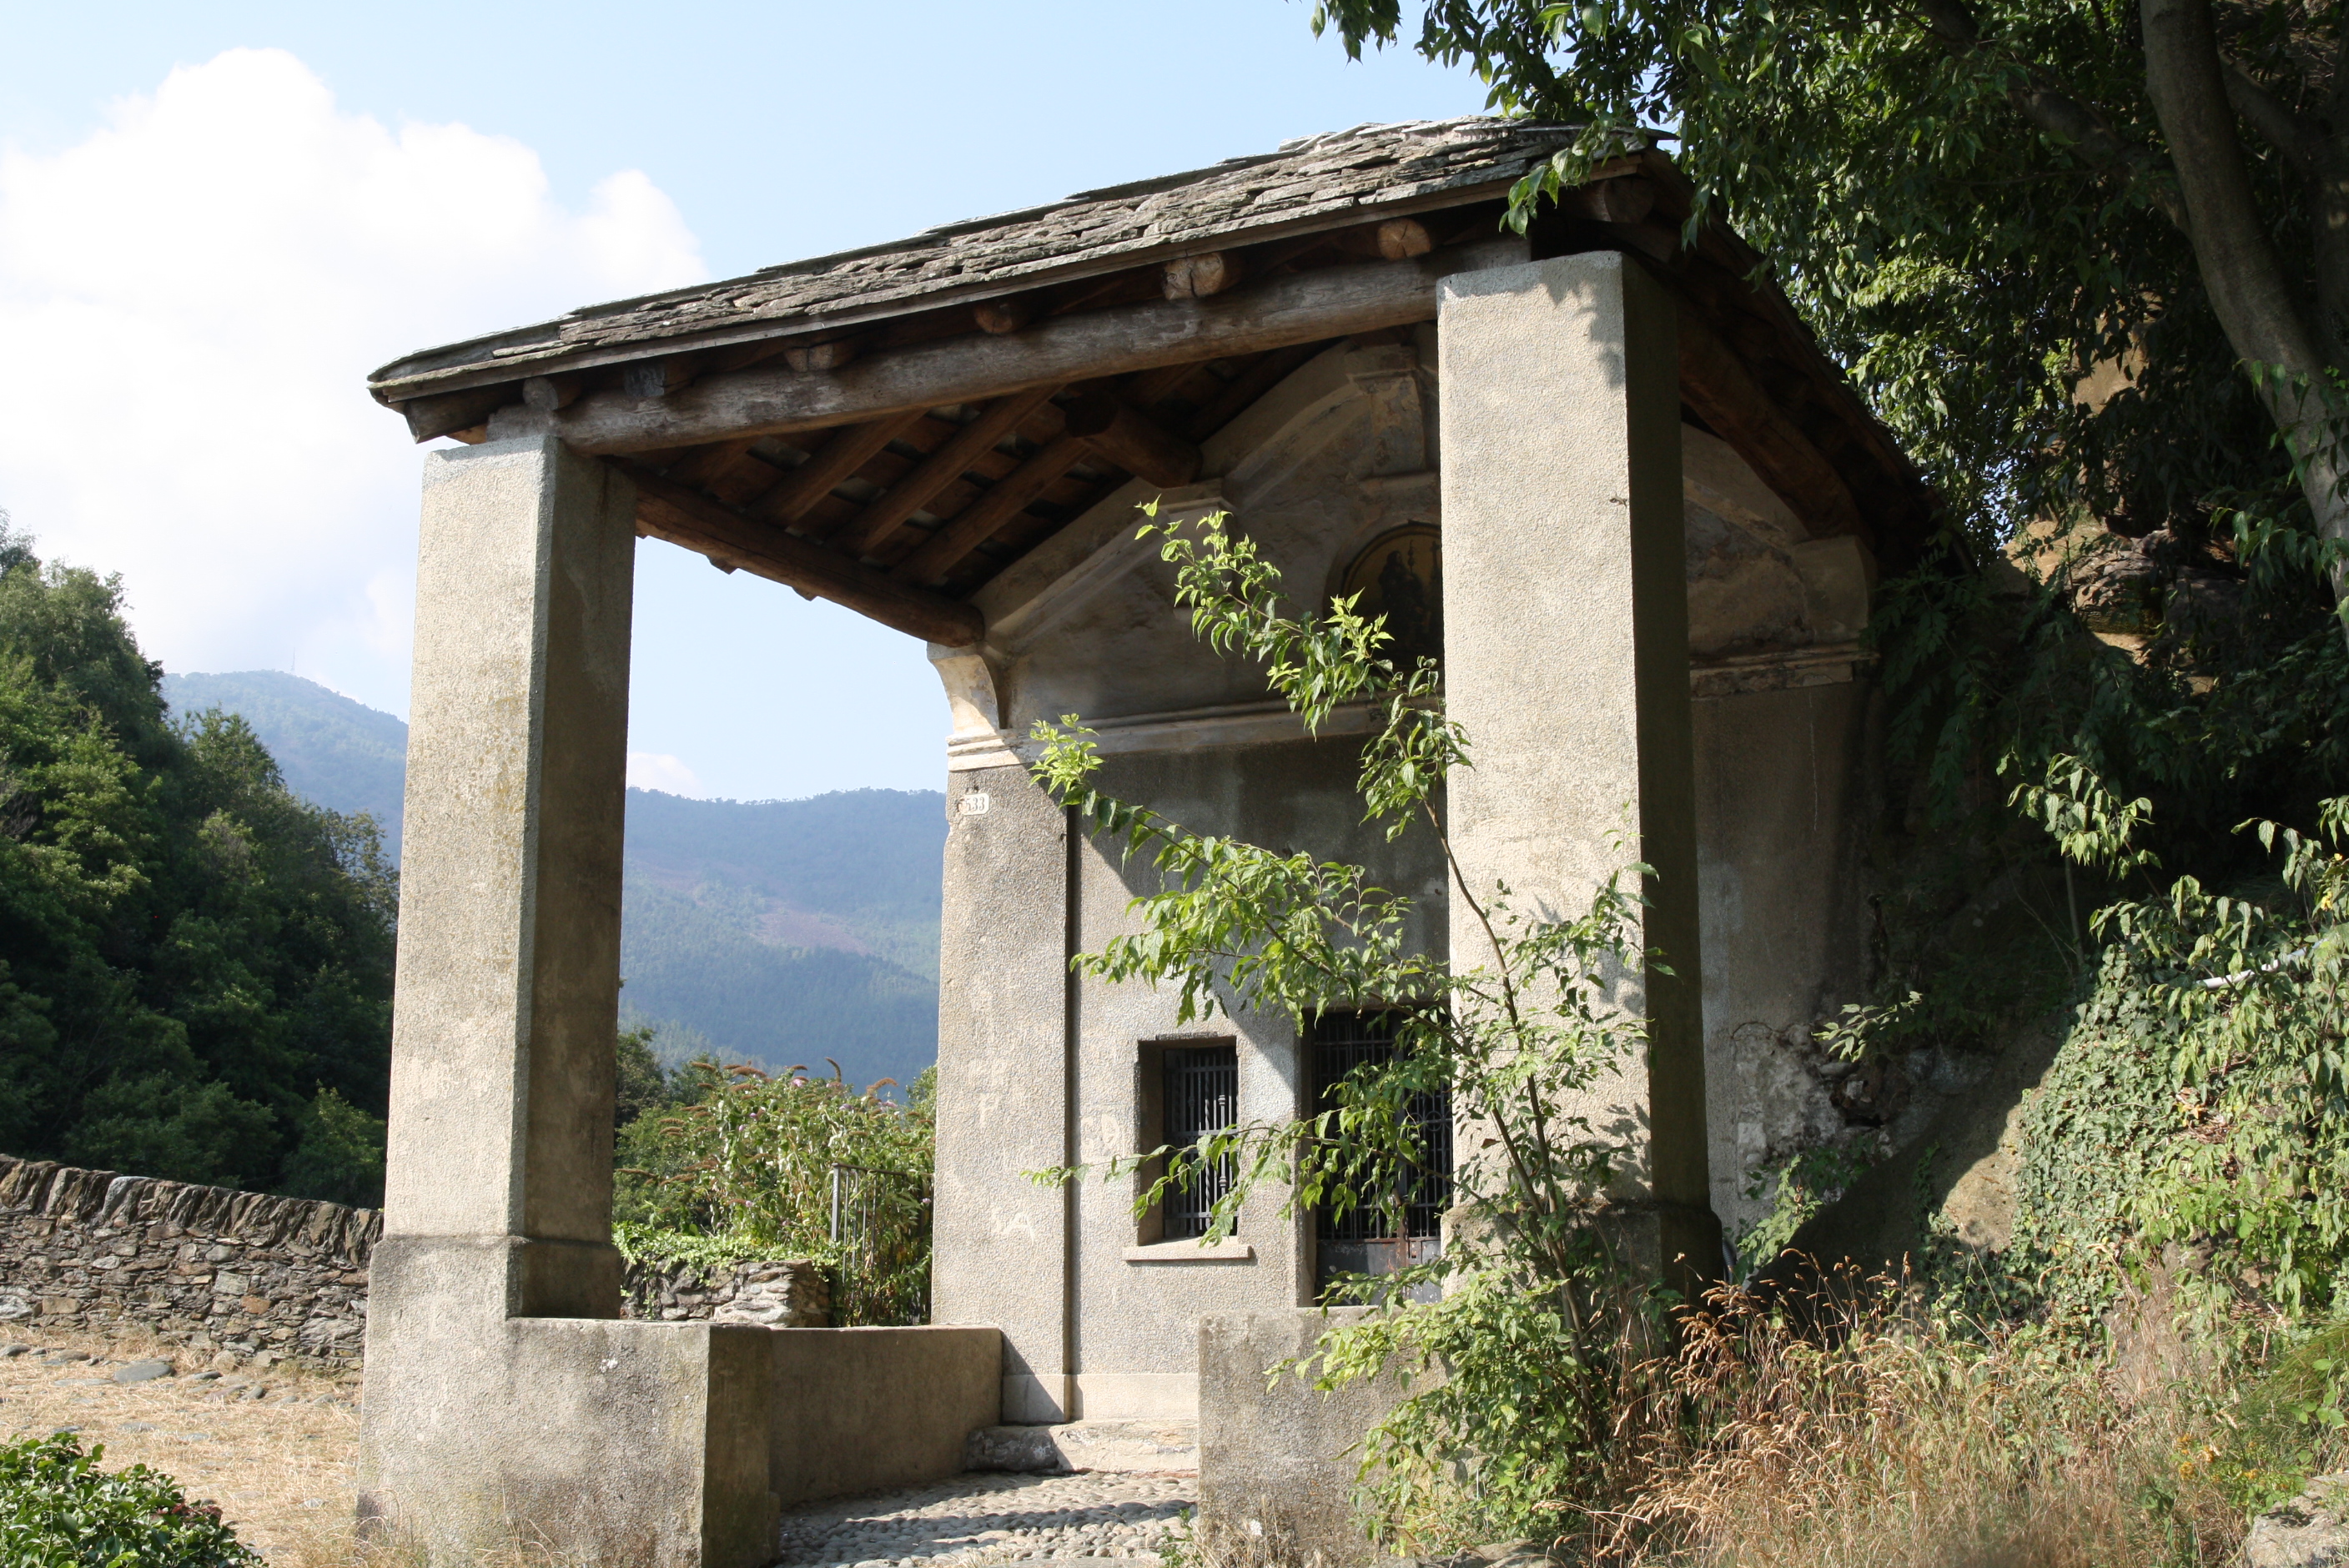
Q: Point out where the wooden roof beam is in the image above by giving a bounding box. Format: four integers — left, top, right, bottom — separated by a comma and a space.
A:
1331, 217, 1435, 261
891, 436, 1090, 586
835, 386, 1062, 559
499, 239, 1525, 456
619, 460, 984, 646
745, 410, 928, 526
1063, 395, 1200, 487
1677, 310, 1866, 540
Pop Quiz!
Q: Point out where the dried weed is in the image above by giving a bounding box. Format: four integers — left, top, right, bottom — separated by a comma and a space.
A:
1616, 1277, 2270, 1568
0, 1319, 361, 1561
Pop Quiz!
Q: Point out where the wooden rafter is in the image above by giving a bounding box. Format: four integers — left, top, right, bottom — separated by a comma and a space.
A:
1179, 342, 1325, 440
1064, 397, 1200, 487
663, 437, 762, 490
744, 410, 928, 526
617, 460, 983, 646
891, 436, 1091, 585
833, 386, 1063, 558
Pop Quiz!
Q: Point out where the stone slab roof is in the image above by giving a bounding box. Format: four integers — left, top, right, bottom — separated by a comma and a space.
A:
371, 118, 1591, 397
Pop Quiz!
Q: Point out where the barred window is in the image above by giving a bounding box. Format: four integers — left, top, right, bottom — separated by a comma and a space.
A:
1159, 1044, 1238, 1240
1310, 1010, 1451, 1296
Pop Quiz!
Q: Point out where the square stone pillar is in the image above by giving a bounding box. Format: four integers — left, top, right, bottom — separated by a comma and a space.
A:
1436, 253, 1721, 1291
380, 432, 635, 1319
359, 435, 782, 1566
930, 764, 1076, 1422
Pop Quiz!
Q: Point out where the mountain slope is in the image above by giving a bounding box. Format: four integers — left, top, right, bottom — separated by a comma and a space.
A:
162, 671, 409, 857
619, 877, 937, 1088
161, 672, 945, 1087
623, 787, 944, 980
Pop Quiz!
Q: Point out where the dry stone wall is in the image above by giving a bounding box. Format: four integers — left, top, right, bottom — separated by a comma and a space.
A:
0, 1154, 380, 1370
0, 1155, 832, 1367
621, 1257, 830, 1327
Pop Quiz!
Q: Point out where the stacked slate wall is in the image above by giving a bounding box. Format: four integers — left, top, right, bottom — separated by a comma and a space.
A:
0, 1155, 832, 1367
0, 1154, 379, 1369
621, 1257, 830, 1326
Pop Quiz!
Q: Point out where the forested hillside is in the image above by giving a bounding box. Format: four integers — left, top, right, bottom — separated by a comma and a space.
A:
160, 671, 407, 858
619, 788, 943, 1088
0, 523, 393, 1204
161, 672, 947, 1088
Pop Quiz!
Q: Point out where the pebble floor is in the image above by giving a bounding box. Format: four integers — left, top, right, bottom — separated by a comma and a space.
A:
777, 1470, 1196, 1568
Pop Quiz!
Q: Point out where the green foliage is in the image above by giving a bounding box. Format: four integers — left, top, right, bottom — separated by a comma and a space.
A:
274, 1087, 385, 1209
0, 1432, 258, 1567
1304, 0, 2317, 574
1734, 1143, 1875, 1279
2004, 755, 2347, 1322
1029, 510, 1665, 1550
615, 1023, 686, 1131
0, 521, 395, 1198
2211, 1321, 2349, 1513
2102, 796, 2349, 1316
2007, 946, 2180, 1319
616, 1059, 933, 1324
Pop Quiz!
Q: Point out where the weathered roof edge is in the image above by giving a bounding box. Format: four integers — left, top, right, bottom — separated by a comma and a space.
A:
368, 118, 1610, 403
370, 173, 1539, 401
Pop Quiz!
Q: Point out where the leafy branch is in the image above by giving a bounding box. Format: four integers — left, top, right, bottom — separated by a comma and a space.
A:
1026, 508, 1676, 1544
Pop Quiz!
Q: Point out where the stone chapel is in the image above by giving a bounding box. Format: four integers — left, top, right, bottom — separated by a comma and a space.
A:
358, 118, 1935, 1565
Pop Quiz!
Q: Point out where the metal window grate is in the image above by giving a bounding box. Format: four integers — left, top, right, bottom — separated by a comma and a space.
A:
1161, 1044, 1238, 1240
1310, 1011, 1452, 1242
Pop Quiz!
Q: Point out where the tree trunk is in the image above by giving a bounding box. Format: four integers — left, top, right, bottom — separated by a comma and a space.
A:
2141, 0, 2349, 624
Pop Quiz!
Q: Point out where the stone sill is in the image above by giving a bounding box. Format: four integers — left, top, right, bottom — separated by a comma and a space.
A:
1122, 1239, 1253, 1264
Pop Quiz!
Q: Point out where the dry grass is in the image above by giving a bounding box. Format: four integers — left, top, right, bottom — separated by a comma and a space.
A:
1615, 1279, 2286, 1568
0, 1319, 361, 1563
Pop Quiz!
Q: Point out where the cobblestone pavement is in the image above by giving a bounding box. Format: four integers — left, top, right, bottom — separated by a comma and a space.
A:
777, 1470, 1195, 1568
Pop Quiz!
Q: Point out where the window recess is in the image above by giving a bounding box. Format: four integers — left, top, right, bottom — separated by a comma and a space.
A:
1136, 1040, 1239, 1245
1310, 1009, 1452, 1300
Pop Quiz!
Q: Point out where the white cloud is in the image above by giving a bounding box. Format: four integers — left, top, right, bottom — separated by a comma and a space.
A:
0, 48, 704, 713
626, 751, 705, 797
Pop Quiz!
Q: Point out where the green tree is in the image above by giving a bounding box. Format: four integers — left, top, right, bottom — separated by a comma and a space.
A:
615, 1022, 682, 1130
1305, 0, 2349, 616
0, 517, 395, 1197
277, 1087, 388, 1209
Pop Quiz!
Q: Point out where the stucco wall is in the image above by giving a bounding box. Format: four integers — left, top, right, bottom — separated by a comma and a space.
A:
1693, 680, 1881, 1236
767, 1325, 1003, 1506
1196, 1309, 1416, 1567
933, 314, 1891, 1415
1068, 740, 1449, 1416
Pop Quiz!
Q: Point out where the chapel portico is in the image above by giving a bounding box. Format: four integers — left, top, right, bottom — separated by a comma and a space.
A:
363, 118, 1933, 1565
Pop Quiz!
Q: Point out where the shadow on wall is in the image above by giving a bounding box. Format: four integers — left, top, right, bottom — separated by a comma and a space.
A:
1777, 1010, 2070, 1274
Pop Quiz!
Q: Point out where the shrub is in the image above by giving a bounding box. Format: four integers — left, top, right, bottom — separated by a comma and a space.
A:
615, 1059, 933, 1324
0, 1432, 258, 1566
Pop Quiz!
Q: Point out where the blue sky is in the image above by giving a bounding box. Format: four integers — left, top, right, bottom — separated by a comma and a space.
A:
0, 3, 1484, 801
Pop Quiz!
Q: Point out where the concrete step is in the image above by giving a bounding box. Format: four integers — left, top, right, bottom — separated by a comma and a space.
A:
964, 1419, 1199, 1475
